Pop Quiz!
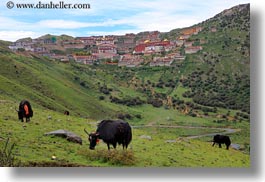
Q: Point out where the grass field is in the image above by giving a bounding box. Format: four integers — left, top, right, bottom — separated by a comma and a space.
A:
0, 98, 250, 167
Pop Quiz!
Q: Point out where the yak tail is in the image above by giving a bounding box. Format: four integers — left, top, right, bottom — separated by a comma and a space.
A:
84, 128, 89, 135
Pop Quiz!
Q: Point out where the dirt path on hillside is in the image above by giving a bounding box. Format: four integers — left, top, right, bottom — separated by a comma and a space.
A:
132, 124, 241, 139
132, 124, 242, 150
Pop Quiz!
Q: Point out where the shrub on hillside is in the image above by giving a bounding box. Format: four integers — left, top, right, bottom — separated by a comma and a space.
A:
99, 86, 111, 95
117, 113, 132, 120
110, 96, 144, 106
147, 98, 163, 108
135, 114, 142, 119
78, 149, 136, 166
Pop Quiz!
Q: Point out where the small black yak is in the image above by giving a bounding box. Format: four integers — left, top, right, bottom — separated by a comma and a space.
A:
17, 100, 33, 122
64, 110, 70, 115
212, 134, 231, 150
84, 119, 132, 150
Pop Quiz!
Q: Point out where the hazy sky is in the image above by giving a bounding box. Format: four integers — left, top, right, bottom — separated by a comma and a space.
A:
0, 0, 249, 41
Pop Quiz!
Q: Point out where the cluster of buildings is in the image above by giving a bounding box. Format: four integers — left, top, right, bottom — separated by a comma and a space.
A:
9, 37, 55, 53
118, 54, 144, 67
176, 26, 204, 54
72, 54, 98, 65
150, 53, 186, 67
9, 26, 207, 67
133, 39, 174, 55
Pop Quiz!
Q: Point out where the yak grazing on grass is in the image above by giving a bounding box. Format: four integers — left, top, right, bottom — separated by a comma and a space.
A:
212, 134, 231, 150
17, 100, 33, 122
84, 119, 132, 150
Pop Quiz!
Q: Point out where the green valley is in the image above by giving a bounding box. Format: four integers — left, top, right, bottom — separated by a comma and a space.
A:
0, 4, 250, 167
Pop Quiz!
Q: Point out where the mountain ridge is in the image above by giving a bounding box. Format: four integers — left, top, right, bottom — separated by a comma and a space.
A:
3, 3, 250, 44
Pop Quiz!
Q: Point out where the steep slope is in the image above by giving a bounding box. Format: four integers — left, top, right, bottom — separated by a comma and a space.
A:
0, 47, 119, 119
163, 4, 250, 113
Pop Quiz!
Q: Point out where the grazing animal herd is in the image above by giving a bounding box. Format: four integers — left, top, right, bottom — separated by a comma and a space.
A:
15, 99, 232, 151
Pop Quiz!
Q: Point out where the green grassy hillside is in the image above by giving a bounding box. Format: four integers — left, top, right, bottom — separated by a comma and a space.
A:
0, 51, 122, 119
0, 52, 251, 167
0, 4, 250, 167
163, 3, 250, 113
0, 100, 250, 167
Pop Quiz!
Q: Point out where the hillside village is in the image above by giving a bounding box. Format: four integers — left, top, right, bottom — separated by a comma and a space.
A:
8, 26, 212, 67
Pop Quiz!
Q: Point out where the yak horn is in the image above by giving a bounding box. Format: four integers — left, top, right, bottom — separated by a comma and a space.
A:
84, 128, 89, 135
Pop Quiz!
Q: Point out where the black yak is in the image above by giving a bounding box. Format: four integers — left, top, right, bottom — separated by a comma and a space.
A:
84, 119, 132, 150
17, 100, 33, 122
212, 134, 231, 150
